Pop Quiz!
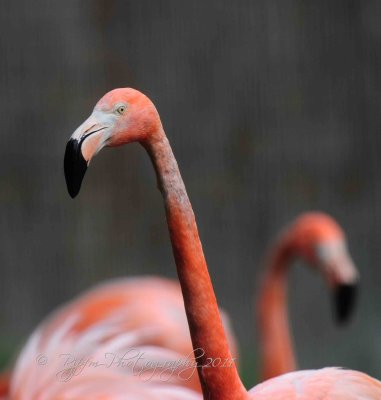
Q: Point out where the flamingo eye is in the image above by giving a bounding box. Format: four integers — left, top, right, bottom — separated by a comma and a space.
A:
115, 104, 127, 115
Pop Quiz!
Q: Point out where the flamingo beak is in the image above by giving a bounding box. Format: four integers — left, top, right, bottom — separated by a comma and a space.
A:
64, 138, 88, 198
64, 115, 109, 198
333, 283, 358, 324
316, 241, 359, 324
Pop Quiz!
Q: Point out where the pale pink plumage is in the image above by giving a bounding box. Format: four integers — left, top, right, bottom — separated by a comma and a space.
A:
8, 276, 237, 399
248, 368, 381, 399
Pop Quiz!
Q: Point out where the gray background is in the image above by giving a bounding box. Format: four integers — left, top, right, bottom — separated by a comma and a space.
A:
0, 0, 380, 385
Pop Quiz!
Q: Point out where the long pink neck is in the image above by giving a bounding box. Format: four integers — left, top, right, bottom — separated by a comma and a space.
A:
256, 238, 296, 381
144, 131, 246, 400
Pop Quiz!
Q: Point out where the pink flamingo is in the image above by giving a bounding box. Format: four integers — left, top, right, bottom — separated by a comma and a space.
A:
61, 88, 381, 399
257, 212, 359, 381
8, 276, 237, 399
62, 88, 381, 399
8, 88, 380, 399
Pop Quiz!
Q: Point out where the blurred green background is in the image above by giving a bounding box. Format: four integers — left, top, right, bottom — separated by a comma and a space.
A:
0, 1, 381, 387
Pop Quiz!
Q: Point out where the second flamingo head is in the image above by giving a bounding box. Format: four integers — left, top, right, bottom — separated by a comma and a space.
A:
280, 212, 359, 323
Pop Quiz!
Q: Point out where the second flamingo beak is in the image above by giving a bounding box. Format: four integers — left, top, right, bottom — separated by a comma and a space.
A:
333, 283, 357, 324
64, 115, 109, 198
316, 241, 359, 324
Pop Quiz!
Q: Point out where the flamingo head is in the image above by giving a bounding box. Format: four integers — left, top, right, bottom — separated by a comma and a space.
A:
64, 88, 161, 198
288, 212, 359, 324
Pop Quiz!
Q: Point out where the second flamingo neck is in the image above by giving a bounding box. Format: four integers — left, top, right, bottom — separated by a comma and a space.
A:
144, 134, 246, 400
257, 243, 296, 381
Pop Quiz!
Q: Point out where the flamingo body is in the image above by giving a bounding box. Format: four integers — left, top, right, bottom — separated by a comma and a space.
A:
248, 368, 381, 399
9, 276, 237, 399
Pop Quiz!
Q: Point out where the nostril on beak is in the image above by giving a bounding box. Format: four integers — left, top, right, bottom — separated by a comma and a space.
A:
83, 124, 97, 135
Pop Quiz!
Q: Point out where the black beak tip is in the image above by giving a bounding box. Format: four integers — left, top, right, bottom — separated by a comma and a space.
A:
64, 139, 88, 198
333, 283, 358, 325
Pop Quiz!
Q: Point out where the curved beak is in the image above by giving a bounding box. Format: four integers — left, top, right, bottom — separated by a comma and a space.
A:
64, 138, 88, 198
333, 283, 358, 324
316, 241, 359, 324
64, 115, 108, 198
